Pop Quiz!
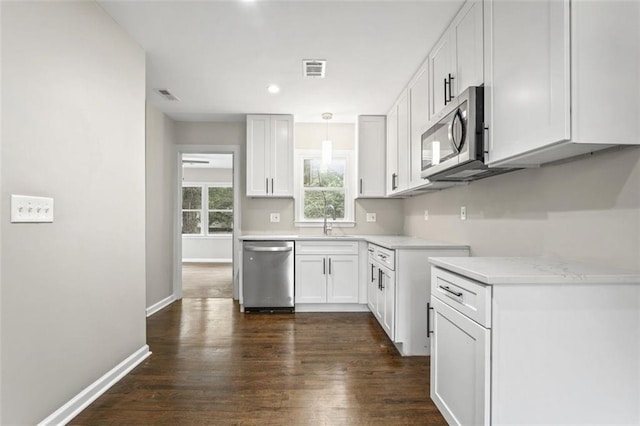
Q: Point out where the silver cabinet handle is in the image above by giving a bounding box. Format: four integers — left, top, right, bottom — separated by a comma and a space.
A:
427, 302, 433, 337
244, 246, 292, 252
371, 264, 375, 282
439, 285, 463, 298
265, 178, 269, 194
271, 178, 274, 194
359, 178, 363, 194
328, 257, 332, 275
323, 258, 326, 275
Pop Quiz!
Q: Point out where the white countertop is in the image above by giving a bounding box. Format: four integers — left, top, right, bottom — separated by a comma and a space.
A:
429, 257, 640, 285
239, 234, 469, 250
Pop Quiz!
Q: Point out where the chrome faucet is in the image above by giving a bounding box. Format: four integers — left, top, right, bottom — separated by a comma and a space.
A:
323, 204, 336, 236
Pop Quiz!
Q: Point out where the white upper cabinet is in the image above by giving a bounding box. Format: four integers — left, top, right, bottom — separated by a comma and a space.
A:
484, 0, 640, 167
246, 114, 293, 197
409, 64, 429, 188
357, 116, 387, 198
429, 0, 484, 121
386, 90, 410, 196
396, 90, 410, 192
386, 104, 399, 195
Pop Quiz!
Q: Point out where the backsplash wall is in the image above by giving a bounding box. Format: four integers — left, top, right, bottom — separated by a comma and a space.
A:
403, 147, 640, 271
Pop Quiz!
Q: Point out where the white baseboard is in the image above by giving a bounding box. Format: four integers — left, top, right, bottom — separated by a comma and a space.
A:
146, 294, 176, 317
182, 258, 232, 263
38, 345, 151, 426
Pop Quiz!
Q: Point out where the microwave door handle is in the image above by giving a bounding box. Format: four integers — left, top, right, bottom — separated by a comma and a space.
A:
448, 109, 465, 154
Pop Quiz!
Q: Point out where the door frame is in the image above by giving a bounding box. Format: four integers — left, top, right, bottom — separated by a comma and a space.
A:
173, 145, 241, 300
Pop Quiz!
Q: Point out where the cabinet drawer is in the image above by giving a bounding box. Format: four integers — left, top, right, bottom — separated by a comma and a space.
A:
431, 267, 491, 328
374, 245, 395, 270
296, 240, 359, 255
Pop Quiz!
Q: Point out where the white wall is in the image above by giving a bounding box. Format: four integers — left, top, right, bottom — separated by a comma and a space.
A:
146, 102, 176, 308
403, 147, 640, 271
1, 2, 146, 423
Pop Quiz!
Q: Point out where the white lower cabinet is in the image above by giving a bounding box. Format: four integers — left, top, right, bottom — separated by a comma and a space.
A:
430, 290, 491, 425
429, 259, 640, 425
295, 241, 359, 306
367, 243, 469, 356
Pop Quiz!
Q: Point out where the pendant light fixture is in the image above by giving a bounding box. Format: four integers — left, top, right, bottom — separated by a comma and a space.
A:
321, 112, 333, 171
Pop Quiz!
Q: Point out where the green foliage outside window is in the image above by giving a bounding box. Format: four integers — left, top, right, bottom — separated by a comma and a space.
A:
302, 158, 346, 220
182, 185, 233, 235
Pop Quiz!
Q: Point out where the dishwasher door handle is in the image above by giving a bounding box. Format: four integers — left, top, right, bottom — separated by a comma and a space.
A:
244, 246, 293, 253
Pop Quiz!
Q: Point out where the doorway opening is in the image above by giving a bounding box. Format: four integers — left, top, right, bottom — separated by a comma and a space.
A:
180, 152, 235, 299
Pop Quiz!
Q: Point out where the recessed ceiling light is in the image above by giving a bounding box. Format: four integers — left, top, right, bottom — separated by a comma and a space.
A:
267, 84, 280, 94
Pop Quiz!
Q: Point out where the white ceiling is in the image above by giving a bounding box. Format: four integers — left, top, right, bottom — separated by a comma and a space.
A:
99, 0, 465, 123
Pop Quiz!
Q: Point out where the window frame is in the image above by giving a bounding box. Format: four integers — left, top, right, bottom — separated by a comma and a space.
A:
294, 149, 355, 227
182, 182, 233, 236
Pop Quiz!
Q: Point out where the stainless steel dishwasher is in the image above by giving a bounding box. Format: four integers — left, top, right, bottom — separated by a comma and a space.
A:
242, 241, 294, 312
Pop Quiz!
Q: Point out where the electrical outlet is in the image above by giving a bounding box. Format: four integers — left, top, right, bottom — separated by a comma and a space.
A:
460, 206, 467, 221
11, 195, 54, 223
424, 210, 429, 221
270, 213, 280, 223
366, 213, 377, 222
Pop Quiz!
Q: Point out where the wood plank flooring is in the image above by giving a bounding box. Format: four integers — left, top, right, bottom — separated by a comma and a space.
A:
71, 298, 446, 425
182, 262, 233, 298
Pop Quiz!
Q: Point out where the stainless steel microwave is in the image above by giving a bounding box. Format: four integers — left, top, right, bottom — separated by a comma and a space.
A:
421, 86, 514, 182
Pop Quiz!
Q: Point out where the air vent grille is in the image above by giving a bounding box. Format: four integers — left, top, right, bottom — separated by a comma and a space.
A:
303, 60, 326, 78
154, 88, 179, 101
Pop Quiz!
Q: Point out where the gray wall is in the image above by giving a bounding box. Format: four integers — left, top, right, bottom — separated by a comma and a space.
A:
183, 167, 232, 183
146, 102, 176, 307
1, 2, 147, 423
404, 147, 640, 271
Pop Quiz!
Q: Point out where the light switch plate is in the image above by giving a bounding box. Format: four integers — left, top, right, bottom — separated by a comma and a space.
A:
270, 213, 280, 223
460, 206, 467, 221
366, 213, 377, 222
11, 195, 54, 223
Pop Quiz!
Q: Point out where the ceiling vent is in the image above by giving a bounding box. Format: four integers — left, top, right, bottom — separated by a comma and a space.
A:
302, 60, 326, 78
154, 88, 179, 101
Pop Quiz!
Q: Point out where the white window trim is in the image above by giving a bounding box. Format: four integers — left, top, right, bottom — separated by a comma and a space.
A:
293, 149, 355, 227
182, 181, 233, 236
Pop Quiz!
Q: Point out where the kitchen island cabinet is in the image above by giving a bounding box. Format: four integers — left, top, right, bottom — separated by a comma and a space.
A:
429, 257, 640, 425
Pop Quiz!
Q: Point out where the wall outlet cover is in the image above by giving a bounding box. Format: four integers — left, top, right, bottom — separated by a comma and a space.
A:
424, 210, 429, 221
366, 213, 377, 222
460, 206, 467, 221
270, 213, 280, 223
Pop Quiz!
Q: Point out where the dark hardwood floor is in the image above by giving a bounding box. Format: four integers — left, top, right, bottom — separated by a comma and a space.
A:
71, 298, 446, 425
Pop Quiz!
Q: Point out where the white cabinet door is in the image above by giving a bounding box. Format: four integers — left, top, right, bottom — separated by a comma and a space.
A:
386, 106, 399, 195
246, 114, 293, 197
453, 0, 483, 96
357, 116, 387, 198
396, 90, 410, 192
327, 255, 359, 304
431, 297, 490, 426
270, 115, 294, 196
295, 255, 327, 303
380, 268, 395, 340
429, 33, 453, 120
246, 115, 270, 196
367, 261, 378, 312
484, 0, 570, 165
409, 66, 429, 188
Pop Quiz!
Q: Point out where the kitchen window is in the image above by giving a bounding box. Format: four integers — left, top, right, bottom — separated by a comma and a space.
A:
182, 183, 233, 235
294, 150, 354, 226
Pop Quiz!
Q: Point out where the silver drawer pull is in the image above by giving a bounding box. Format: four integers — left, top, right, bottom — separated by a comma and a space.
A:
439, 285, 463, 298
